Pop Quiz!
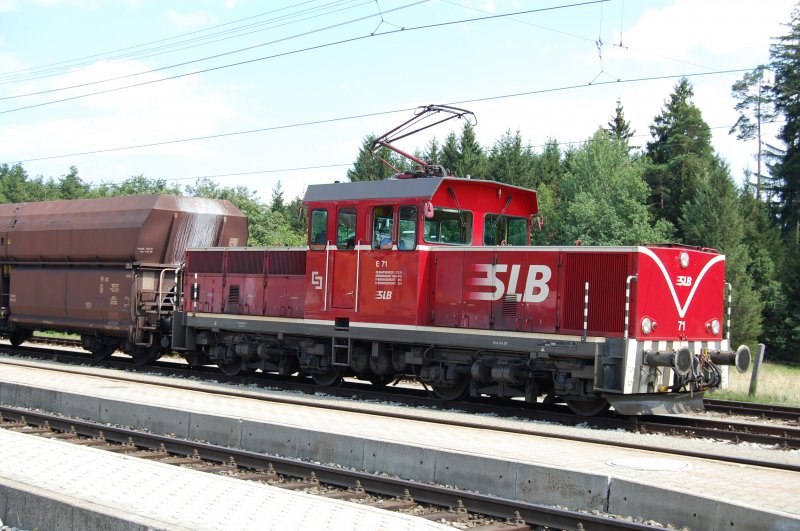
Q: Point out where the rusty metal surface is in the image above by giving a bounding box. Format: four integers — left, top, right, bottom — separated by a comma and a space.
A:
10, 267, 134, 332
0, 195, 248, 265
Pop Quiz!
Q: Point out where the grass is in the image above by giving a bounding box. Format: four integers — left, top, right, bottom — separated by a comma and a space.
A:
708, 360, 800, 406
34, 330, 80, 340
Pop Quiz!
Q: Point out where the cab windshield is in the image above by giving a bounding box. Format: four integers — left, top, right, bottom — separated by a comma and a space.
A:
423, 207, 472, 245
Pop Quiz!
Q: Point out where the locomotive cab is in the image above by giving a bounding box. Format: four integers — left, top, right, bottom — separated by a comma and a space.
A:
302, 177, 539, 327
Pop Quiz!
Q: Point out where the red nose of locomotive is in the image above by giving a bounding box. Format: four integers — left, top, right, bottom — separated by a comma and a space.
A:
633, 246, 726, 342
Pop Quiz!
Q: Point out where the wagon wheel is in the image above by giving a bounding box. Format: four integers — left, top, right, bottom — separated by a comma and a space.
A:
90, 344, 117, 361
132, 344, 159, 365
8, 330, 33, 347
312, 368, 342, 387
431, 376, 470, 401
218, 360, 243, 376
565, 397, 610, 417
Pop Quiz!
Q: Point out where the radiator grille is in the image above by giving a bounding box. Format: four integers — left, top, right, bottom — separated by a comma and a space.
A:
267, 250, 307, 275
561, 252, 629, 335
185, 250, 224, 273
226, 250, 266, 274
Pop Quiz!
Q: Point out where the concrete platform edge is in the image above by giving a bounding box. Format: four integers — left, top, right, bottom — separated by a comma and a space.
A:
0, 476, 183, 531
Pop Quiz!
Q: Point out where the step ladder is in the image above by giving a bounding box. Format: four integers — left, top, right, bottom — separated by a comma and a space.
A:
331, 337, 351, 366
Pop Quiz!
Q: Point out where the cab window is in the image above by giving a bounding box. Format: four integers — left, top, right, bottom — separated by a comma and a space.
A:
309, 209, 328, 250
423, 207, 472, 245
398, 206, 417, 251
484, 214, 528, 246
337, 208, 357, 250
372, 206, 394, 250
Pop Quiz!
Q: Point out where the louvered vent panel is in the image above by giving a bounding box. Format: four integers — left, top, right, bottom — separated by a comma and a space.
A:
561, 252, 629, 335
185, 250, 224, 274
226, 250, 266, 274
268, 250, 307, 275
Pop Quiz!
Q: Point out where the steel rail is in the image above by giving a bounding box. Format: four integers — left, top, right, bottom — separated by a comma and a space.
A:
703, 398, 800, 422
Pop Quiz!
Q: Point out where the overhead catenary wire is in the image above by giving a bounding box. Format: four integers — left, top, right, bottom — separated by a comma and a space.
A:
0, 0, 366, 84
0, 0, 609, 114
0, 0, 421, 99
3, 68, 761, 166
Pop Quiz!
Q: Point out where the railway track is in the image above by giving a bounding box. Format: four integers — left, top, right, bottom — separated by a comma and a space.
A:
703, 398, 800, 422
24, 339, 800, 419
2, 348, 799, 472
0, 405, 665, 531
24, 338, 800, 419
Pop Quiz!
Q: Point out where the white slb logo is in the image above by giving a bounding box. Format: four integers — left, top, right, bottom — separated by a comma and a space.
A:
467, 264, 551, 303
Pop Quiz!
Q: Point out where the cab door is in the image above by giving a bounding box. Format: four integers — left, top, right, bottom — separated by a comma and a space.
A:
331, 207, 358, 309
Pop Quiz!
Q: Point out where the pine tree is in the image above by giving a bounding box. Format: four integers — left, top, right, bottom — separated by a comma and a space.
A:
438, 124, 487, 178
486, 130, 535, 188
730, 66, 776, 200
606, 98, 635, 145
645, 78, 714, 235
269, 181, 285, 213
346, 135, 410, 182
769, 5, 800, 241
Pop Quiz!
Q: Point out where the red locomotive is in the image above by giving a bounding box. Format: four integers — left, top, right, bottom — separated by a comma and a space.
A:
174, 173, 749, 415
172, 105, 750, 415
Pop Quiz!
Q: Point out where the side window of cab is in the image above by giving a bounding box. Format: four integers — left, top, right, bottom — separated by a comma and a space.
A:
337, 208, 357, 250
309, 209, 327, 250
372, 206, 394, 249
398, 206, 417, 250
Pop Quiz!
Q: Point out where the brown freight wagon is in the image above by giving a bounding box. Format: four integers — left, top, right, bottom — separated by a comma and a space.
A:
0, 195, 248, 363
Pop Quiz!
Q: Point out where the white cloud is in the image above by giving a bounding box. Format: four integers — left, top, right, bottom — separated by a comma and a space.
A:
0, 59, 238, 170
620, 0, 795, 62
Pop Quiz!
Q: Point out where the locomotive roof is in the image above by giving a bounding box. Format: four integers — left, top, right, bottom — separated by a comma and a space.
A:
303, 176, 535, 203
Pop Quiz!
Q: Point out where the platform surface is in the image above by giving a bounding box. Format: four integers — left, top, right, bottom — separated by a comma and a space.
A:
0, 428, 449, 531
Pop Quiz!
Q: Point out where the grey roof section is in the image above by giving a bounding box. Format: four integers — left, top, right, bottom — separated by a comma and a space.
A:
304, 177, 447, 203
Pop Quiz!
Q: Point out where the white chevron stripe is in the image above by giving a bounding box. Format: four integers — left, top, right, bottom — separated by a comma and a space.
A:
638, 248, 725, 319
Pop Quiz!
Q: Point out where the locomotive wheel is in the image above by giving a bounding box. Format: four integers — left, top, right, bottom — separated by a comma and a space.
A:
9, 330, 33, 347
431, 377, 470, 401
218, 360, 243, 376
565, 397, 610, 416
312, 369, 342, 387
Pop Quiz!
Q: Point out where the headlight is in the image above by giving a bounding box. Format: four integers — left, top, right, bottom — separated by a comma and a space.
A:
680, 251, 690, 269
706, 319, 721, 335
642, 317, 653, 335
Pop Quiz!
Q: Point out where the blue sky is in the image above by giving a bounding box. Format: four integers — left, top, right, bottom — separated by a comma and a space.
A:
0, 0, 795, 202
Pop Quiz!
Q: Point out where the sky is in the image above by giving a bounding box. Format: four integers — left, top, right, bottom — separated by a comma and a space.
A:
0, 0, 796, 203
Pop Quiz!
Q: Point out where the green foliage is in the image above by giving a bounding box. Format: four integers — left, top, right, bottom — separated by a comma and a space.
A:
441, 123, 488, 178
269, 180, 286, 213
645, 78, 715, 234
486, 130, 536, 188
730, 66, 776, 143
347, 135, 410, 181
93, 174, 182, 197
559, 130, 671, 246
769, 5, 800, 238
606, 98, 635, 144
